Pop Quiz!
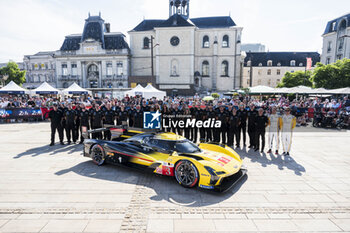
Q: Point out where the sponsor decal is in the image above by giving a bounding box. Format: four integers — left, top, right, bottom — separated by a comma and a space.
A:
162, 118, 221, 129
199, 184, 214, 189
143, 111, 161, 129
217, 156, 232, 164
155, 167, 163, 174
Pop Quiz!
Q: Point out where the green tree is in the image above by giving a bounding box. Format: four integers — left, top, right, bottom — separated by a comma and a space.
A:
277, 70, 312, 88
0, 61, 26, 86
311, 58, 350, 89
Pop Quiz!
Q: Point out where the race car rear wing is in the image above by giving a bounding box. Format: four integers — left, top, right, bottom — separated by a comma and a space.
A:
81, 123, 160, 141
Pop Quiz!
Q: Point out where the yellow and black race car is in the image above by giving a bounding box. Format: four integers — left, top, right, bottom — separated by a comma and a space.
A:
83, 127, 247, 192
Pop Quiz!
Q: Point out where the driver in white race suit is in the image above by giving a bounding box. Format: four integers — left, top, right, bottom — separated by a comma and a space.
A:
281, 107, 296, 156
267, 107, 281, 155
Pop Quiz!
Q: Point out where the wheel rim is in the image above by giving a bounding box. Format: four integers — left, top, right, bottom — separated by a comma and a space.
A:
176, 162, 197, 186
92, 147, 104, 165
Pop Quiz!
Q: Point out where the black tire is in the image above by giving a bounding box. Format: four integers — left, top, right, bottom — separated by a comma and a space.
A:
174, 160, 199, 188
91, 144, 105, 166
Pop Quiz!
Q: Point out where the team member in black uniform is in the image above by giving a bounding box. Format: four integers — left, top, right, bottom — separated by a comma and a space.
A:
193, 105, 202, 143
91, 103, 103, 139
206, 105, 216, 142
79, 104, 90, 144
217, 106, 228, 144
237, 104, 247, 147
228, 108, 240, 147
48, 104, 64, 146
117, 105, 128, 126
103, 103, 116, 140
247, 104, 258, 149
58, 102, 67, 142
74, 104, 81, 142
255, 108, 268, 152
64, 103, 77, 144
132, 105, 143, 128
183, 107, 191, 139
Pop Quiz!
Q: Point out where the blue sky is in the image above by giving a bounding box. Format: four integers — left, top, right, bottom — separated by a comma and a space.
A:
0, 0, 348, 63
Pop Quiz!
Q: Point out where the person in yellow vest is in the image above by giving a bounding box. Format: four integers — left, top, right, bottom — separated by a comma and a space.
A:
280, 107, 296, 156
267, 107, 281, 155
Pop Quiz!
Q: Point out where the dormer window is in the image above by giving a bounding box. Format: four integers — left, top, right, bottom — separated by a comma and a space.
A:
247, 61, 251, 66
299, 63, 303, 67
277, 62, 281, 67
332, 22, 336, 31
267, 60, 272, 66
258, 63, 262, 67
290, 60, 296, 66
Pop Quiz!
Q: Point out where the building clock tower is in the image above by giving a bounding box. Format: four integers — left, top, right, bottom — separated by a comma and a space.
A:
169, 0, 190, 19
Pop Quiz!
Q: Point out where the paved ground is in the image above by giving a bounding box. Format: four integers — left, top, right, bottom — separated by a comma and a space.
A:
0, 122, 350, 232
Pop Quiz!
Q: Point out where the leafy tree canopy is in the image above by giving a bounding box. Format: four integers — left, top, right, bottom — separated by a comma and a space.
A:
277, 70, 312, 88
0, 61, 26, 86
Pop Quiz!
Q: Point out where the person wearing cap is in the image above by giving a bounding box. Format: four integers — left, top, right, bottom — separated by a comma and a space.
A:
64, 103, 77, 144
267, 106, 281, 155
48, 104, 64, 146
281, 107, 296, 156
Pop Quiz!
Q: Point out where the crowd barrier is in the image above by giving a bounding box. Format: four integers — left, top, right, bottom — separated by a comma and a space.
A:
0, 107, 45, 120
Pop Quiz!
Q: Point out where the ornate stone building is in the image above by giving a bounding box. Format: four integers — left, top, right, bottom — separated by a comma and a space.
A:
321, 13, 350, 65
129, 0, 243, 95
23, 13, 130, 90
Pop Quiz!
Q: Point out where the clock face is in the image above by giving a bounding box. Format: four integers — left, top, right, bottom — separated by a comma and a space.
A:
170, 36, 180, 46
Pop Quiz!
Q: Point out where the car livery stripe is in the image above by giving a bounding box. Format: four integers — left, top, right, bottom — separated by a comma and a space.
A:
110, 150, 154, 163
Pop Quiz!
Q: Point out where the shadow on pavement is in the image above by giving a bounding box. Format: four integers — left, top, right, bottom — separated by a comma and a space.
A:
55, 161, 247, 207
236, 147, 306, 176
13, 144, 83, 159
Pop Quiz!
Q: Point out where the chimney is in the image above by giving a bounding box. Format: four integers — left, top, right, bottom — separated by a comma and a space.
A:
105, 23, 110, 33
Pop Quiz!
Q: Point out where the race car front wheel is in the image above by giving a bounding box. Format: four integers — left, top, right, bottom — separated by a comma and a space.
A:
91, 144, 105, 166
174, 160, 199, 188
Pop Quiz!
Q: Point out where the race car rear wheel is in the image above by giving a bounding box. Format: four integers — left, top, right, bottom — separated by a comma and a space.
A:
174, 160, 199, 188
91, 144, 105, 166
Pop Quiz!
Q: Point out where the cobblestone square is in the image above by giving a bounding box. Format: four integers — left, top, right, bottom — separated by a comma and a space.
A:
0, 122, 349, 232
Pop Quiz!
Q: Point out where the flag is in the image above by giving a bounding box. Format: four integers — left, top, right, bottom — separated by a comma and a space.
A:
306, 58, 312, 70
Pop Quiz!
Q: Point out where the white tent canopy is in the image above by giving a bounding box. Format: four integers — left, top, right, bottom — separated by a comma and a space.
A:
0, 81, 30, 94
124, 84, 145, 97
62, 82, 91, 95
143, 84, 166, 99
31, 82, 61, 95
249, 85, 275, 94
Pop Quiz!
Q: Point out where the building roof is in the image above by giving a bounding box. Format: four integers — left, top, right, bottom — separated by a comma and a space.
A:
131, 15, 236, 31
60, 14, 129, 51
323, 13, 350, 35
190, 16, 236, 28
244, 52, 320, 67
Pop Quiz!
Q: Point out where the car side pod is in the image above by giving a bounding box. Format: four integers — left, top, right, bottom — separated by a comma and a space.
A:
214, 167, 248, 193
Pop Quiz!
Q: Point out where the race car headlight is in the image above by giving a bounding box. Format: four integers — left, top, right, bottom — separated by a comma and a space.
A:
204, 166, 220, 185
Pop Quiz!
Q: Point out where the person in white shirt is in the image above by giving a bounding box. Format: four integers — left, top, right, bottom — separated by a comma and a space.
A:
267, 107, 281, 155
280, 107, 296, 156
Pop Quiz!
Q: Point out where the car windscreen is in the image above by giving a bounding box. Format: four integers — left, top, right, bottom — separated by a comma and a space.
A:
147, 139, 200, 153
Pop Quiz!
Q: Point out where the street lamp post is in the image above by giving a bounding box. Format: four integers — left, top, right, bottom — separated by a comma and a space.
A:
150, 36, 159, 84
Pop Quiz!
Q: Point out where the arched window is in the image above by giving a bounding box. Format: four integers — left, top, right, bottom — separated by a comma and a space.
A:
222, 35, 229, 47
258, 63, 262, 67
267, 60, 272, 66
202, 61, 209, 77
203, 36, 209, 48
290, 60, 296, 66
170, 59, 179, 76
118, 82, 123, 87
221, 61, 229, 77
247, 61, 251, 66
143, 37, 150, 49
299, 63, 303, 67
277, 62, 281, 67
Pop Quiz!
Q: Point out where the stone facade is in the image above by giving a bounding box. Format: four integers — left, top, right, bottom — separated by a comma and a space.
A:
23, 14, 130, 90
129, 0, 243, 95
242, 52, 320, 88
321, 13, 350, 65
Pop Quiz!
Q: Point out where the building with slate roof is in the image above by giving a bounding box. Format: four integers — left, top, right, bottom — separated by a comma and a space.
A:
242, 52, 320, 88
23, 13, 130, 90
129, 0, 244, 95
321, 13, 350, 65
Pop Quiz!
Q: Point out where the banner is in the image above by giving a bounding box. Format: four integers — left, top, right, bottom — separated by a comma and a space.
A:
0, 108, 43, 119
306, 57, 312, 70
